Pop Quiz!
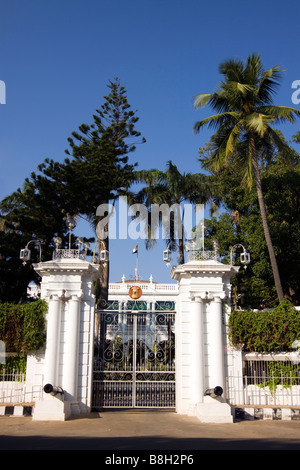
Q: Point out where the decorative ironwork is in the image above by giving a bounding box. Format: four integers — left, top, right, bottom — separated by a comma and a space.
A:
97, 299, 176, 312
53, 248, 86, 260
53, 248, 87, 260
187, 250, 219, 262
93, 309, 176, 409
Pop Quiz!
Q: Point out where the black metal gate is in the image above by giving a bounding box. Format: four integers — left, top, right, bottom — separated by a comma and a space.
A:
92, 302, 175, 409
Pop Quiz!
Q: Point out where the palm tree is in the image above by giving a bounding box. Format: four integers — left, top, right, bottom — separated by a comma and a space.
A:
193, 53, 300, 302
134, 161, 215, 264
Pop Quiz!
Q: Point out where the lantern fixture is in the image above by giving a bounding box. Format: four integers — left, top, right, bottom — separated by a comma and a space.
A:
76, 237, 84, 248
83, 242, 90, 254
230, 244, 251, 269
163, 247, 173, 266
100, 248, 109, 263
20, 239, 42, 264
65, 213, 76, 249
54, 237, 62, 249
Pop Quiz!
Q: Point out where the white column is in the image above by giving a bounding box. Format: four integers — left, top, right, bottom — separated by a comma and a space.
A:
64, 293, 82, 403
209, 295, 225, 391
43, 294, 61, 388
190, 295, 205, 405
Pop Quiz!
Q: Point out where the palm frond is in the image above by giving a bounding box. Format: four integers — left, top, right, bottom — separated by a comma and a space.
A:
225, 121, 242, 155
218, 57, 245, 82
193, 93, 213, 108
258, 105, 300, 124
265, 126, 296, 157
225, 81, 254, 96
244, 113, 274, 136
193, 112, 238, 134
257, 64, 284, 103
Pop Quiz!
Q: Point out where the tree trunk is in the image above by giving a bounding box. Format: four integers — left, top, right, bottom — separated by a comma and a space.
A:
94, 218, 110, 357
99, 234, 109, 304
178, 236, 185, 264
250, 137, 284, 302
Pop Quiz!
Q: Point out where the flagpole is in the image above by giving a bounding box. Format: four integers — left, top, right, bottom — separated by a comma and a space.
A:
133, 243, 139, 281
135, 244, 138, 281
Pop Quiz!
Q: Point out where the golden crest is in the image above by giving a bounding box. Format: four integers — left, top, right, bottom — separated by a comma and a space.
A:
128, 285, 143, 299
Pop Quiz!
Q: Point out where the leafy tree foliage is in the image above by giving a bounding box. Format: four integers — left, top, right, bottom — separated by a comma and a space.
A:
0, 79, 145, 303
0, 179, 69, 302
0, 300, 47, 353
229, 299, 300, 352
203, 150, 300, 308
194, 53, 300, 302
133, 161, 216, 264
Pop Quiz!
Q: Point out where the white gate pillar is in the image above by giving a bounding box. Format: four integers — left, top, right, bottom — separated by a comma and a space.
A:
190, 294, 205, 406
63, 292, 82, 413
31, 257, 100, 421
171, 254, 239, 423
207, 294, 226, 392
43, 293, 61, 388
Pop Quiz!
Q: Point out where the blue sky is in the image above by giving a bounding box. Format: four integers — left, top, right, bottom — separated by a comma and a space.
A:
1, 0, 300, 283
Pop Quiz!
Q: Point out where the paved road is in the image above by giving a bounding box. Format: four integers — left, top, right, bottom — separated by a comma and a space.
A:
1, 411, 300, 451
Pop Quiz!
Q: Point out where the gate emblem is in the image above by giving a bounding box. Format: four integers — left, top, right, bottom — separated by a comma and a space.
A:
128, 285, 143, 299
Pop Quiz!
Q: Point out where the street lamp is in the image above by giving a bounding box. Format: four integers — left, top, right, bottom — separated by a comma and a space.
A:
20, 239, 42, 264
163, 246, 173, 266
99, 240, 109, 263
53, 237, 62, 249
65, 214, 76, 249
92, 240, 109, 264
230, 244, 251, 269
83, 242, 90, 255
163, 240, 182, 266
76, 237, 84, 249
76, 237, 90, 257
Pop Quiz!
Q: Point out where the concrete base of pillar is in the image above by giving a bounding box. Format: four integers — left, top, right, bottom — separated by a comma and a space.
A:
32, 396, 71, 421
195, 396, 233, 423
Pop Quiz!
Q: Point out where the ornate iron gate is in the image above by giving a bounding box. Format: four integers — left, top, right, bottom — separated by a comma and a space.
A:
92, 301, 175, 409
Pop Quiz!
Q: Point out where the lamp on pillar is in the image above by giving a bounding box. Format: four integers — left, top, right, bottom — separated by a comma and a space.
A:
54, 237, 62, 250
76, 237, 84, 249
163, 241, 186, 266
99, 240, 109, 264
83, 242, 90, 255
163, 246, 173, 266
20, 239, 42, 264
91, 240, 109, 264
65, 214, 76, 250
230, 244, 250, 269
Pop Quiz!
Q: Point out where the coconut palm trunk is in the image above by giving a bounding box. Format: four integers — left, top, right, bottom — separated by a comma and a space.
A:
250, 134, 284, 301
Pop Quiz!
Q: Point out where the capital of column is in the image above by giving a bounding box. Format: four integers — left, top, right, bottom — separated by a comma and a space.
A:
46, 289, 83, 302
189, 292, 206, 302
69, 290, 83, 302
211, 292, 226, 302
46, 290, 64, 301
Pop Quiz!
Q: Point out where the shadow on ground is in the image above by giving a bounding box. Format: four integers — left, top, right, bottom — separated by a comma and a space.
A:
0, 434, 299, 450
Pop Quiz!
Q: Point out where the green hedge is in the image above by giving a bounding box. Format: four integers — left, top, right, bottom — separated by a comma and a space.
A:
0, 355, 27, 374
0, 300, 47, 354
228, 299, 300, 352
